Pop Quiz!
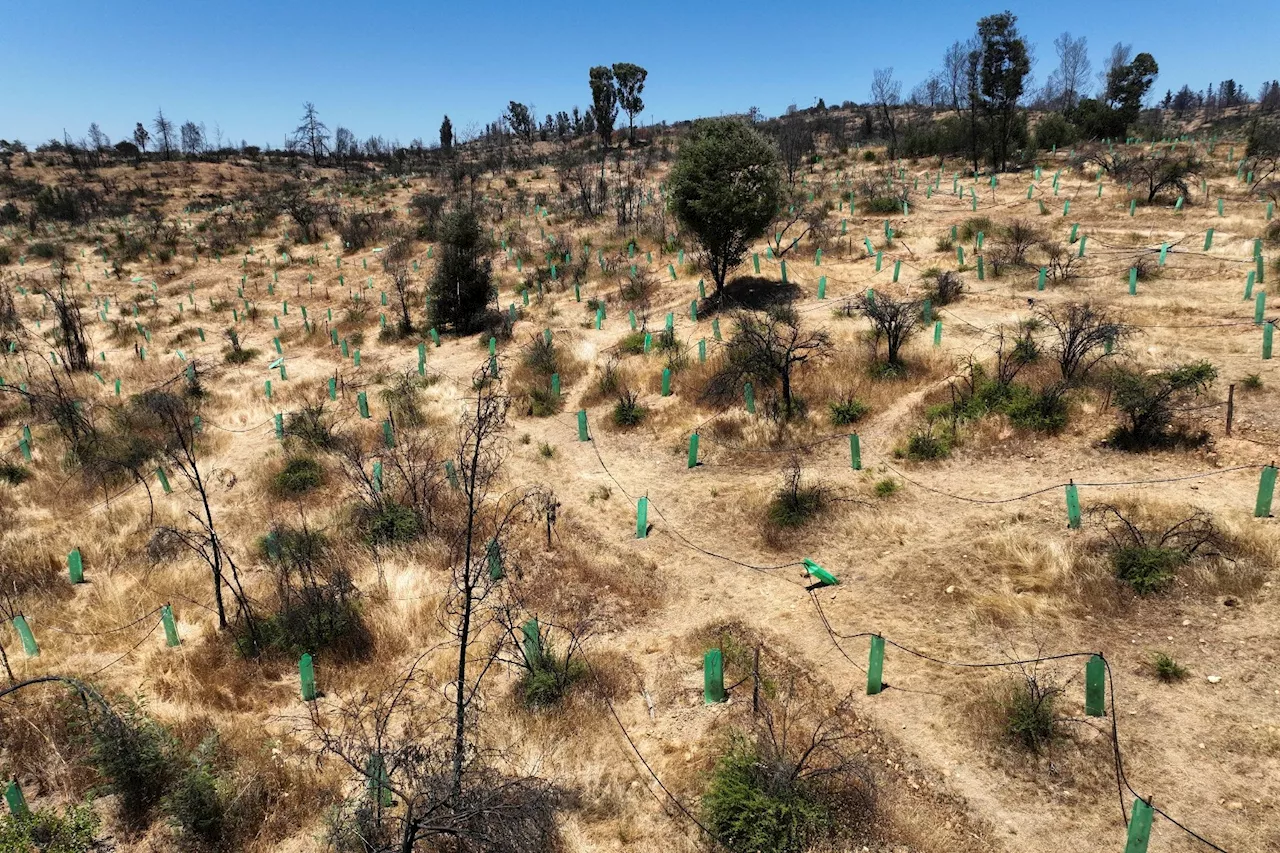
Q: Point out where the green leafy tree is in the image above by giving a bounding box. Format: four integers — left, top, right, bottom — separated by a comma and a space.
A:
440, 115, 453, 154
1106, 52, 1160, 127
428, 209, 494, 334
588, 66, 618, 150
612, 62, 647, 144
668, 118, 782, 296
505, 102, 536, 144
976, 11, 1030, 171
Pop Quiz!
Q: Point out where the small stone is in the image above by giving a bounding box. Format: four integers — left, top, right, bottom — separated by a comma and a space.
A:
1226, 801, 1244, 811
945, 585, 955, 594
1207, 675, 1222, 684
1182, 620, 1191, 626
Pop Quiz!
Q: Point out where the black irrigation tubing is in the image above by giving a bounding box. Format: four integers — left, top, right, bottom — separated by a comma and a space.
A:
811, 593, 1232, 851
75, 617, 165, 680
39, 607, 163, 637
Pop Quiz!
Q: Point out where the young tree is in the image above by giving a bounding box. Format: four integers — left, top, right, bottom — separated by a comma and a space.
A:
588, 65, 618, 151
1110, 361, 1216, 450
293, 102, 330, 163
428, 209, 494, 334
858, 292, 921, 368
667, 118, 783, 296
976, 11, 1030, 172
710, 306, 831, 419
133, 122, 150, 155
612, 62, 647, 144
869, 68, 901, 160
440, 114, 453, 154
152, 108, 175, 160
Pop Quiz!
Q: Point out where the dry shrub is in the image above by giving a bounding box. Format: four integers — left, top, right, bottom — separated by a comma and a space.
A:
516, 523, 664, 623
0, 687, 98, 798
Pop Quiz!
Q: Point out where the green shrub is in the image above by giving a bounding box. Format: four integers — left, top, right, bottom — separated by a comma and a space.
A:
703, 735, 831, 853
864, 195, 900, 214
1002, 674, 1059, 752
88, 701, 175, 829
905, 429, 950, 461
520, 643, 587, 707
526, 385, 563, 417
30, 241, 66, 260
612, 391, 646, 427
767, 465, 828, 529
1241, 373, 1263, 391
0, 246, 12, 266
873, 478, 897, 498
958, 217, 993, 242
1113, 545, 1183, 594
1151, 651, 1188, 683
166, 737, 226, 848
0, 461, 32, 485
861, 150, 877, 162
538, 442, 555, 459
273, 456, 323, 496
285, 405, 337, 449
1003, 386, 1068, 433
223, 346, 259, 365
828, 398, 869, 426
360, 501, 420, 545
0, 802, 102, 853
617, 331, 646, 355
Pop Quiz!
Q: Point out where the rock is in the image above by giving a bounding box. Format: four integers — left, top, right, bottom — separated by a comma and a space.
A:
1182, 620, 1191, 626
1207, 675, 1222, 684
945, 585, 955, 594
1226, 801, 1244, 811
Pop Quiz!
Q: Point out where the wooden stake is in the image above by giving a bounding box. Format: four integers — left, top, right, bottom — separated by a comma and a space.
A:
1226, 383, 1235, 436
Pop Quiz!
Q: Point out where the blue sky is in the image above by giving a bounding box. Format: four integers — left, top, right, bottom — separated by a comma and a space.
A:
4, 0, 1277, 148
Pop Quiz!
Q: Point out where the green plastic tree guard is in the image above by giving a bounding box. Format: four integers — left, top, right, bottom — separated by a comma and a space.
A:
1247, 270, 1257, 300
867, 635, 885, 695
328, 377, 337, 401
430, 328, 440, 346
802, 559, 839, 586
1085, 654, 1106, 716
1256, 291, 1266, 325
357, 392, 370, 419
12, 615, 37, 656
699, 339, 706, 362
1065, 482, 1082, 529
1265, 323, 1274, 360
487, 539, 502, 580
1077, 235, 1087, 258
5, 780, 28, 816
595, 307, 603, 330
687, 433, 699, 468
1204, 229, 1214, 251
690, 299, 698, 321
161, 604, 180, 647
643, 332, 652, 354
1124, 798, 1154, 853
265, 380, 273, 400
933, 320, 942, 346
780, 260, 788, 283
712, 318, 722, 341
977, 256, 985, 280
818, 276, 826, 299
367, 754, 393, 806
744, 382, 755, 414
636, 496, 649, 539
551, 373, 561, 396
18, 438, 30, 462
156, 467, 172, 494
1130, 199, 1136, 217
1255, 465, 1277, 517
849, 434, 861, 470
704, 649, 725, 704
372, 461, 383, 493
68, 549, 83, 584
445, 460, 459, 489
875, 251, 883, 272
661, 369, 671, 397
274, 413, 284, 440
299, 653, 316, 701
577, 410, 589, 442
522, 619, 541, 663
1159, 243, 1168, 266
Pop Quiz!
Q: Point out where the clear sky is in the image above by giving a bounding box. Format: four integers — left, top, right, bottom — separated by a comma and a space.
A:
4, 0, 1278, 148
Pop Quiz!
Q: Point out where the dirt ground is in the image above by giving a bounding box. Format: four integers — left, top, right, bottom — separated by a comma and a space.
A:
1, 137, 1277, 853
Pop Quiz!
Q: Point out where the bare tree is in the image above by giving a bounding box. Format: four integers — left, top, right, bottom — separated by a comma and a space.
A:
152, 108, 175, 161
43, 276, 90, 373
1098, 42, 1133, 101
870, 68, 902, 160
1035, 302, 1130, 383
294, 102, 330, 164
707, 306, 831, 419
858, 291, 921, 368
772, 118, 814, 186
1050, 32, 1091, 110
1125, 149, 1200, 203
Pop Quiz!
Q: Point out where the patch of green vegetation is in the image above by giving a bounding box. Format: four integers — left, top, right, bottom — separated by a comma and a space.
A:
273, 455, 323, 496
873, 478, 898, 498
1151, 651, 1188, 683
1113, 545, 1183, 594
828, 398, 869, 426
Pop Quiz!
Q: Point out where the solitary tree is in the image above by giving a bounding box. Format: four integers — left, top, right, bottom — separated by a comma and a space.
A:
612, 62, 647, 144
1106, 52, 1160, 128
152, 108, 175, 160
1050, 32, 1091, 110
428, 209, 494, 334
294, 102, 330, 163
588, 66, 618, 151
668, 118, 783, 296
870, 68, 902, 160
440, 115, 454, 154
505, 102, 536, 144
1035, 302, 1130, 383
710, 307, 831, 419
858, 292, 922, 368
132, 122, 150, 155
976, 11, 1030, 172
